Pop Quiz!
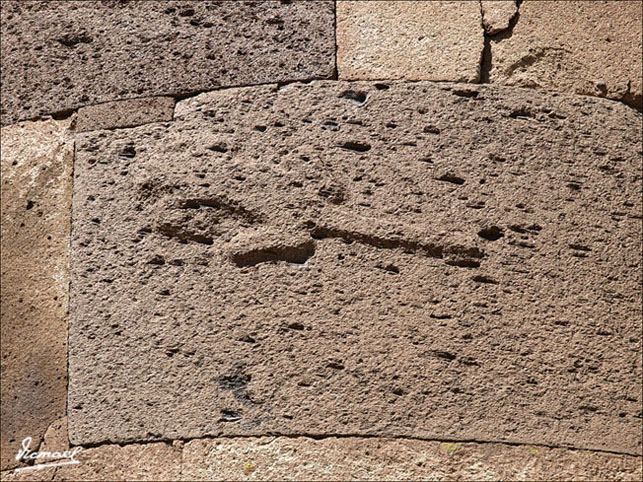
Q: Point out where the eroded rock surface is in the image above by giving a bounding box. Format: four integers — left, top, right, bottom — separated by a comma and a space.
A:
0, 0, 335, 125
3, 436, 641, 481
481, 0, 519, 35
489, 0, 643, 109
1, 442, 182, 482
76, 97, 175, 132
337, 1, 483, 81
69, 81, 642, 454
0, 118, 73, 469
181, 437, 643, 482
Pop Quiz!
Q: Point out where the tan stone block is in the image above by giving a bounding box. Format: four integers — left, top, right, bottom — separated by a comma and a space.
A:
1, 118, 73, 470
1, 442, 181, 481
337, 1, 484, 81
69, 81, 642, 454
489, 0, 643, 108
2, 437, 641, 481
76, 97, 175, 132
481, 1, 519, 35
181, 437, 643, 481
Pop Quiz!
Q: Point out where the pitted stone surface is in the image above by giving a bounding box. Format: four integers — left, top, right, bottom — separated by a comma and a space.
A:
337, 1, 483, 81
181, 437, 643, 482
489, 0, 643, 109
2, 442, 182, 482
3, 437, 641, 481
0, 0, 335, 125
69, 81, 642, 454
481, 1, 518, 35
0, 118, 73, 470
76, 97, 175, 132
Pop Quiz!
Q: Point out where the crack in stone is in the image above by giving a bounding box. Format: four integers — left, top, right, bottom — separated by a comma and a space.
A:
479, 0, 522, 83
64, 433, 643, 458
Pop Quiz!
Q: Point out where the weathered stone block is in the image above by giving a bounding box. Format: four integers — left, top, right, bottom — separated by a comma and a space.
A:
181, 437, 643, 481
481, 1, 518, 35
76, 97, 175, 132
0, 118, 73, 470
489, 0, 643, 109
0, 0, 335, 125
337, 1, 484, 81
69, 81, 642, 454
2, 442, 181, 482
2, 436, 642, 481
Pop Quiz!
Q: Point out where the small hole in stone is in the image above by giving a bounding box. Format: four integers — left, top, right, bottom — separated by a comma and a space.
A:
339, 90, 368, 105
338, 141, 371, 153
119, 146, 136, 158
207, 143, 228, 153
478, 226, 504, 241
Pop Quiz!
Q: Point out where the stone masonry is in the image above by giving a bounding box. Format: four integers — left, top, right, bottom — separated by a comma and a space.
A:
69, 81, 641, 455
1, 1, 642, 480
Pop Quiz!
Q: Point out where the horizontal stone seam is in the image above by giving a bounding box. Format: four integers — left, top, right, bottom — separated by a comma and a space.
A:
170, 75, 343, 116
158, 81, 643, 124
3, 78, 640, 132
0, 77, 336, 128
71, 433, 643, 458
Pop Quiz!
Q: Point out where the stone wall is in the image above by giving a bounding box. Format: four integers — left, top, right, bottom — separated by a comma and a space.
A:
1, 1, 641, 480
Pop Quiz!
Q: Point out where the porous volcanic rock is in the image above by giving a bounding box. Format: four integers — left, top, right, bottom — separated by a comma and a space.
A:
69, 81, 642, 455
0, 0, 335, 125
489, 0, 643, 109
1, 118, 73, 469
337, 1, 484, 81
76, 97, 175, 132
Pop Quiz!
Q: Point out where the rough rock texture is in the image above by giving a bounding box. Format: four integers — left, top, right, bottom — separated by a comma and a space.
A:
76, 97, 175, 132
182, 437, 643, 481
0, 0, 335, 125
69, 81, 642, 454
0, 118, 74, 470
38, 418, 70, 459
489, 0, 643, 109
337, 1, 483, 81
3, 437, 642, 481
1, 443, 182, 482
481, 0, 519, 35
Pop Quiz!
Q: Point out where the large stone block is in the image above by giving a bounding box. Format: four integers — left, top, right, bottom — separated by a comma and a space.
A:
0, 118, 73, 469
489, 0, 643, 109
0, 0, 335, 125
4, 435, 641, 481
337, 1, 484, 81
69, 81, 642, 454
181, 437, 643, 481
